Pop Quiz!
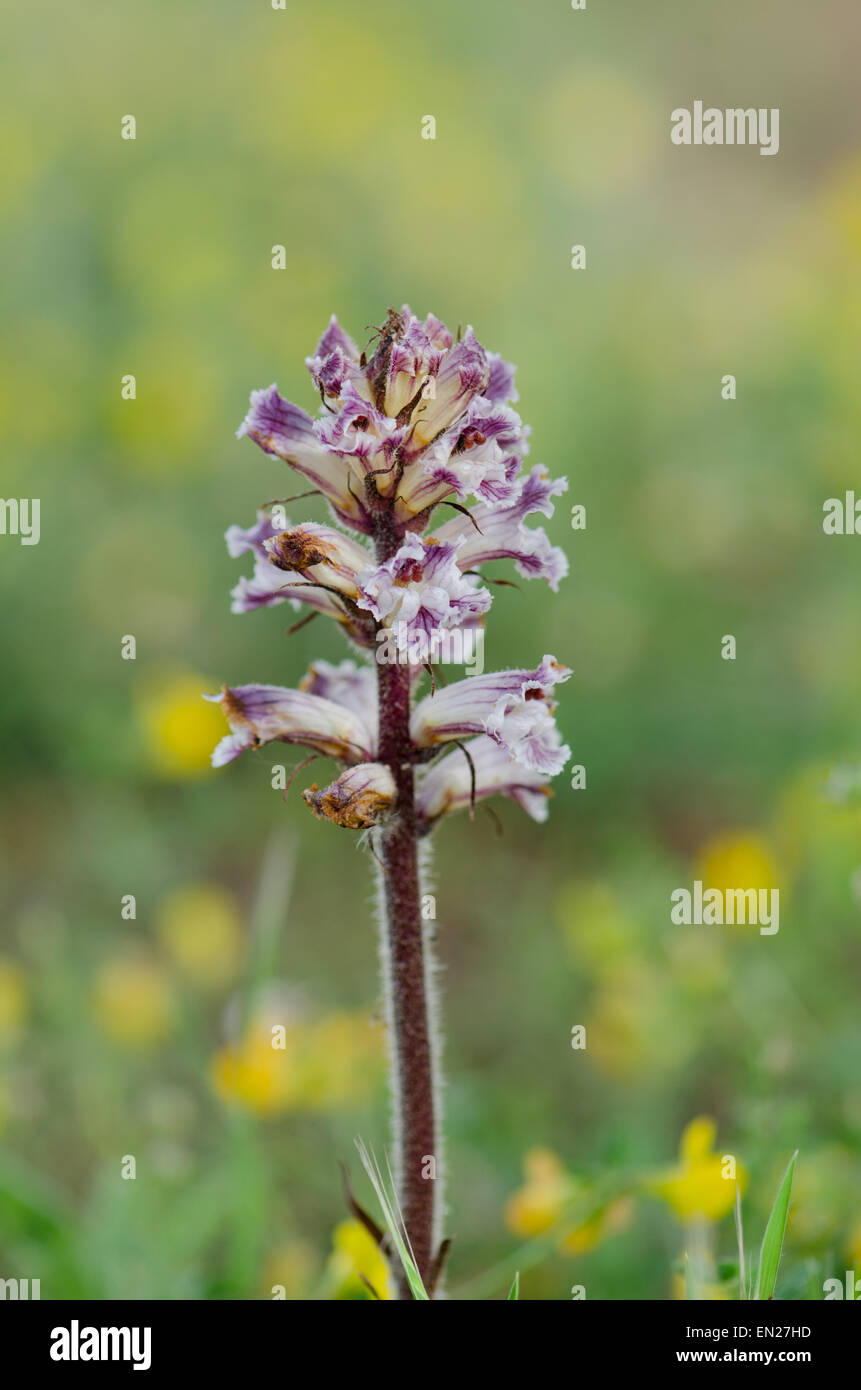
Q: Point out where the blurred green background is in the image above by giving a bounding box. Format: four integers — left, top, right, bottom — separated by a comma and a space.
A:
1, 0, 860, 1299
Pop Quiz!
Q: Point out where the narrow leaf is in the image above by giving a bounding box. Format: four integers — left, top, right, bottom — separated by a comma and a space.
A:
507, 1270, 520, 1300
355, 1138, 429, 1301
754, 1151, 798, 1301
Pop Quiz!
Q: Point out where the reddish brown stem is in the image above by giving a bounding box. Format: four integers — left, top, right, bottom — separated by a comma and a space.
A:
374, 515, 439, 1299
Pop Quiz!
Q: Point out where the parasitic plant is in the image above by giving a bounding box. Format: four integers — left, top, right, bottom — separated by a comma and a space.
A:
208, 308, 570, 1298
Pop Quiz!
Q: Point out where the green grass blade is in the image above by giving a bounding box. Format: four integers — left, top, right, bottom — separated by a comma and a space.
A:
507, 1270, 520, 1300
355, 1138, 429, 1301
754, 1151, 798, 1301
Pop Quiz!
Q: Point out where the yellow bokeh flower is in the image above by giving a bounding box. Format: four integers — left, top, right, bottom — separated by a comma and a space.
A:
697, 831, 778, 896
210, 1007, 384, 1117
155, 882, 244, 989
136, 672, 225, 777
0, 958, 28, 1036
93, 955, 174, 1048
505, 1147, 631, 1255
211, 1018, 301, 1116
646, 1117, 747, 1223
506, 1148, 571, 1238
301, 1011, 385, 1110
326, 1219, 392, 1300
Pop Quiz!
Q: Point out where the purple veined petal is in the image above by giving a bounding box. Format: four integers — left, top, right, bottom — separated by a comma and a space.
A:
230, 556, 371, 642
484, 688, 570, 776
303, 761, 396, 830
434, 508, 569, 593
230, 555, 304, 613
509, 465, 569, 523
428, 465, 569, 587
484, 352, 519, 405
411, 656, 571, 775
305, 317, 369, 403
405, 327, 490, 452
306, 344, 369, 402
264, 523, 372, 598
236, 383, 372, 533
421, 311, 454, 352
205, 682, 376, 768
395, 398, 528, 522
299, 659, 378, 742
416, 735, 552, 827
309, 314, 360, 364
225, 510, 284, 560
437, 463, 566, 530
383, 314, 444, 418
356, 534, 492, 651
314, 386, 406, 494
453, 397, 529, 457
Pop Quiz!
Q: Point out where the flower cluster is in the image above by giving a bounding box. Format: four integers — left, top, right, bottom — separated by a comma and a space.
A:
208, 307, 571, 831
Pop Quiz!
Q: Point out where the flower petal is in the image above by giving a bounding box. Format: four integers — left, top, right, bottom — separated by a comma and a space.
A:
416, 736, 553, 827
357, 535, 491, 651
205, 683, 376, 767
406, 327, 489, 451
298, 660, 378, 740
236, 384, 372, 532
411, 656, 571, 775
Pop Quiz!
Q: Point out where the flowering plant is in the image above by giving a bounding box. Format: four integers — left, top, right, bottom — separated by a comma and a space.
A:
208, 307, 570, 1298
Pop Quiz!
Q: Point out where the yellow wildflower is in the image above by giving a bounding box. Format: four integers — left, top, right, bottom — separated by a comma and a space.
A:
210, 1018, 301, 1116
327, 1219, 391, 1300
210, 1007, 384, 1116
505, 1147, 631, 1254
647, 1117, 747, 1223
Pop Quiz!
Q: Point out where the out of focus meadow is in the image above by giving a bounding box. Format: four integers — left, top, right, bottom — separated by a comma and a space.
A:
1, 0, 860, 1298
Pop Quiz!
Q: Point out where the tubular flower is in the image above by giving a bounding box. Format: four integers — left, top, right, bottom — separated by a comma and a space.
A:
410, 658, 572, 774
204, 683, 376, 767
304, 763, 396, 830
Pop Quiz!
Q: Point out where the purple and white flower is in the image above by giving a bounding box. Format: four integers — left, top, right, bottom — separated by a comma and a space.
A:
410, 656, 571, 776
357, 534, 491, 653
205, 682, 376, 768
416, 736, 553, 828
432, 466, 569, 591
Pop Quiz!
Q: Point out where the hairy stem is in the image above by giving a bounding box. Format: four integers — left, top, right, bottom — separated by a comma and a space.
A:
374, 515, 441, 1298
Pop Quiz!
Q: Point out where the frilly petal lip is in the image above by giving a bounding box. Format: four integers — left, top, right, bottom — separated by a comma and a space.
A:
356, 534, 492, 650
303, 762, 396, 829
410, 657, 571, 776
416, 736, 552, 828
